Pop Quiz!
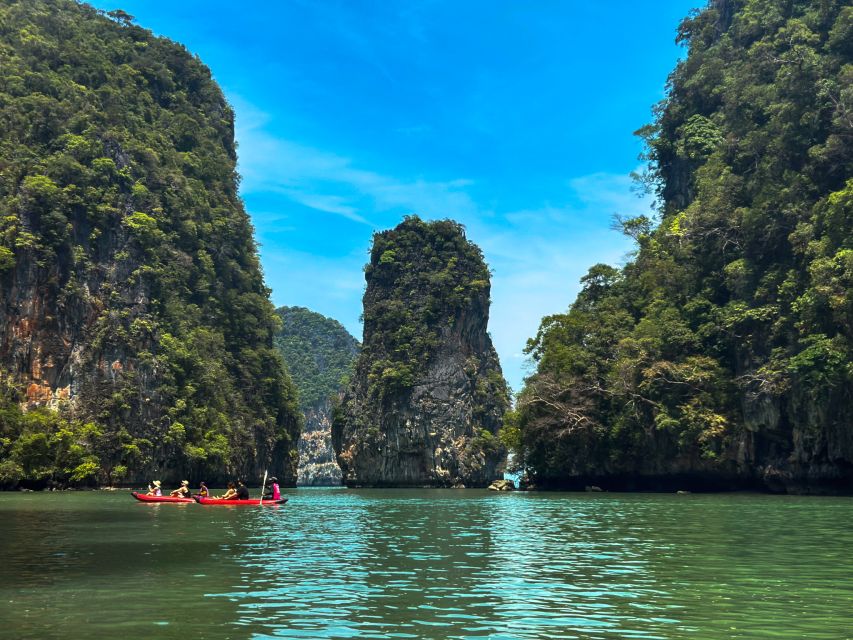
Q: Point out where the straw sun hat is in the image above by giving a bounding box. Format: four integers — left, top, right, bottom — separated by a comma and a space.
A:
181, 480, 189, 486
153, 480, 161, 487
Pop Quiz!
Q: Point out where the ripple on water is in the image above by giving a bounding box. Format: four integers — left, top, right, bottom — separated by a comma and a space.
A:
197, 490, 853, 640
1, 490, 853, 639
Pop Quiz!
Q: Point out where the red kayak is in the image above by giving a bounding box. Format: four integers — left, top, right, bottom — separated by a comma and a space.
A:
194, 496, 287, 506
132, 491, 194, 503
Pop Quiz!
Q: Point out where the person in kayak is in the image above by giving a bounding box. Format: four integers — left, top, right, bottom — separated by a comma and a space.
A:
234, 480, 250, 500
169, 480, 190, 498
146, 480, 162, 496
218, 482, 237, 500
263, 477, 281, 501
196, 482, 209, 498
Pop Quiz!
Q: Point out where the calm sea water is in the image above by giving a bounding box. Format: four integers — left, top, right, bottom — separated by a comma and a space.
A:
0, 489, 851, 639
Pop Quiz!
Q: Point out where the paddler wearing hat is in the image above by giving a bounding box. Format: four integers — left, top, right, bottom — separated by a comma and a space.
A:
169, 480, 191, 498
146, 480, 162, 496
263, 476, 281, 501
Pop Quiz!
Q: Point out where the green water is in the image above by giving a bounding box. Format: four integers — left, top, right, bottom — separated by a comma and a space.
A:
0, 489, 851, 639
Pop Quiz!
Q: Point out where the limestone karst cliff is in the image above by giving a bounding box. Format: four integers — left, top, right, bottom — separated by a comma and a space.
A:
298, 399, 343, 486
274, 306, 359, 486
0, 0, 301, 487
514, 0, 853, 493
332, 216, 510, 487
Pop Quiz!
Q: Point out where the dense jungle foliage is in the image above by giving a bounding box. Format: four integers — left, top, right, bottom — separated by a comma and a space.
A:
512, 0, 853, 490
274, 306, 359, 412
0, 0, 300, 487
357, 215, 494, 399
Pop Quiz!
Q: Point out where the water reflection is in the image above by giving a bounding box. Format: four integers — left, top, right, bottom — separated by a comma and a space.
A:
224, 491, 853, 640
1, 490, 853, 639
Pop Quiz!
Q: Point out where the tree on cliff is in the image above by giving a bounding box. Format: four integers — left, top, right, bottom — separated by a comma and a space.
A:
0, 0, 301, 487
333, 216, 510, 487
513, 0, 852, 492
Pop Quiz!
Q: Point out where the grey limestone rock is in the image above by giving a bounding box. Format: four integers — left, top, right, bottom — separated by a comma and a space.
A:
333, 217, 509, 487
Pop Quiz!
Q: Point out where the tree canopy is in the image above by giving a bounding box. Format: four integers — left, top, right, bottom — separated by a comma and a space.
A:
274, 306, 359, 412
513, 0, 852, 492
0, 0, 300, 487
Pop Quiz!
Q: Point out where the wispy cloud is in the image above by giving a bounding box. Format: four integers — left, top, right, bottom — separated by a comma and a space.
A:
279, 190, 372, 225
474, 174, 651, 391
234, 96, 652, 391
568, 172, 652, 215
234, 96, 479, 225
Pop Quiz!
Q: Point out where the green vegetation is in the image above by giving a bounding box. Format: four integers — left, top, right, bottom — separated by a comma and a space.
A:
274, 306, 359, 411
360, 215, 493, 400
0, 0, 300, 487
333, 215, 509, 486
0, 375, 102, 486
514, 0, 852, 489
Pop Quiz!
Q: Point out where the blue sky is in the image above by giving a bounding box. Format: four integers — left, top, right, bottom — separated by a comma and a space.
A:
89, 0, 700, 391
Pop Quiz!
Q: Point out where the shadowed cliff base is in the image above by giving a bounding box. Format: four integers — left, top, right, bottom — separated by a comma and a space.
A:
525, 468, 853, 495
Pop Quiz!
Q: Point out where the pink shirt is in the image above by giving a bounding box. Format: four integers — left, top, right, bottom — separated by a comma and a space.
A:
271, 483, 280, 500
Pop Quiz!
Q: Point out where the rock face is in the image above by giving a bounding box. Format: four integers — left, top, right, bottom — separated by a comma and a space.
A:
0, 1, 301, 488
333, 216, 510, 487
297, 399, 343, 486
273, 306, 359, 486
